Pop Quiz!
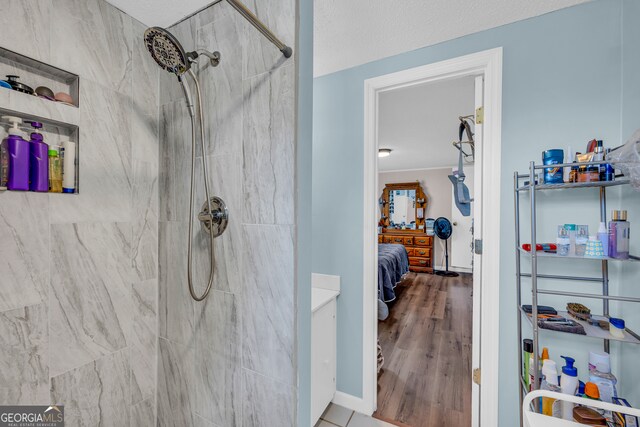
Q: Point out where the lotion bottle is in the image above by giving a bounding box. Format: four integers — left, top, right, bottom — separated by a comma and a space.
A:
560, 356, 579, 420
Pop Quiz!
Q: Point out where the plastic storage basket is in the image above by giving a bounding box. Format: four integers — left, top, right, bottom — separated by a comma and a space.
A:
523, 390, 640, 427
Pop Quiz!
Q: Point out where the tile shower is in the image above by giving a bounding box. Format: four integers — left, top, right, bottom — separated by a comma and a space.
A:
0, 0, 297, 425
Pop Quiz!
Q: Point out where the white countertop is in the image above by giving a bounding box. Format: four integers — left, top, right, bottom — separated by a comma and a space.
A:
312, 288, 340, 312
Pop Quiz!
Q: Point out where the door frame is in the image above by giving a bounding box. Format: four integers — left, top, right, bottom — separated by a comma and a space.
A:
361, 48, 502, 426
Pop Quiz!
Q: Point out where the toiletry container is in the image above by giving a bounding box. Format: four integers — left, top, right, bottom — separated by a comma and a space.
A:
560, 356, 579, 420
0, 124, 7, 190
589, 353, 617, 405
523, 339, 533, 390
61, 139, 76, 193
575, 225, 589, 257
582, 383, 605, 416
565, 224, 577, 256
585, 236, 604, 258
48, 146, 62, 193
28, 121, 48, 192
2, 116, 29, 191
609, 318, 625, 339
563, 146, 572, 183
603, 148, 615, 181
557, 226, 570, 256
608, 211, 630, 259
597, 223, 609, 257
541, 359, 560, 416
543, 149, 564, 183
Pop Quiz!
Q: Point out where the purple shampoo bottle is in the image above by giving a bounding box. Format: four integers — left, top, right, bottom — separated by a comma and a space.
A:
28, 121, 48, 192
2, 116, 29, 191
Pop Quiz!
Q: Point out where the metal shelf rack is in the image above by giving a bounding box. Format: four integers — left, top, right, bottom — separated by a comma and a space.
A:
514, 160, 640, 423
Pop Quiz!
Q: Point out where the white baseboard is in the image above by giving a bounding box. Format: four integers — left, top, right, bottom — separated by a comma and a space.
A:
332, 391, 372, 416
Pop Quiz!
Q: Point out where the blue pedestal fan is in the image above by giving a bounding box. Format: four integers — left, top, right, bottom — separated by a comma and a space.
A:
434, 217, 459, 277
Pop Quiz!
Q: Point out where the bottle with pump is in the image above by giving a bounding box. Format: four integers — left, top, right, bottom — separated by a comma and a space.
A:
28, 121, 48, 192
560, 356, 579, 420
2, 116, 29, 191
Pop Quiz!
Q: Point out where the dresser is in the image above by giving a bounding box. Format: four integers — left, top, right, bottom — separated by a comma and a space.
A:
379, 181, 434, 274
379, 233, 433, 273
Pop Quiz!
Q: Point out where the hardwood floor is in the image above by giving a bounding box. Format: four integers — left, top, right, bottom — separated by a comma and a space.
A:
374, 272, 473, 427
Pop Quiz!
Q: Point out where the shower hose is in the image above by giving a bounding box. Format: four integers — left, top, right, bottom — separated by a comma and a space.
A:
180, 68, 215, 301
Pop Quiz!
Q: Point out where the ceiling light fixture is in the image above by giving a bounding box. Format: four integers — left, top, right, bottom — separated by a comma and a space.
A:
378, 148, 392, 158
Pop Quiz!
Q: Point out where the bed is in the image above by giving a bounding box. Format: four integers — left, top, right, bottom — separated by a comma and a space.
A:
378, 243, 410, 305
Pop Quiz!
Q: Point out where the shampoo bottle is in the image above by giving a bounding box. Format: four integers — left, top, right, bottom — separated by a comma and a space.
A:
2, 116, 29, 191
61, 139, 76, 193
0, 124, 7, 190
560, 356, 579, 420
28, 121, 48, 192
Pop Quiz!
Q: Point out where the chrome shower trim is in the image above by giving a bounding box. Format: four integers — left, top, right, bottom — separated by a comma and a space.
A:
189, 49, 221, 67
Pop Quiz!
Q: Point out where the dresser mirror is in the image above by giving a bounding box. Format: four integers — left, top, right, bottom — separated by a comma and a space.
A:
380, 182, 428, 233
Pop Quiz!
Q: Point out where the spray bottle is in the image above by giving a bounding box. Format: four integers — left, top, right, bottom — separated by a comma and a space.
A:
560, 356, 579, 420
28, 122, 48, 192
2, 116, 29, 191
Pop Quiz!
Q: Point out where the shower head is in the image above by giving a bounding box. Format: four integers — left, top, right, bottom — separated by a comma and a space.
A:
144, 27, 190, 75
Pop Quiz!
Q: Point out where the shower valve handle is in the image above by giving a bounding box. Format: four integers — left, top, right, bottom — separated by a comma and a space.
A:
198, 196, 229, 237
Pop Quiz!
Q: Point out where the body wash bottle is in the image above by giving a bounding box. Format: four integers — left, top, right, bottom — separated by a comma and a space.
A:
28, 121, 48, 192
609, 210, 630, 259
2, 116, 29, 191
48, 146, 62, 193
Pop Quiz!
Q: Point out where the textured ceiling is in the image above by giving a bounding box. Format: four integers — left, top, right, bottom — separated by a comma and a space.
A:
314, 0, 591, 76
378, 76, 475, 172
105, 0, 217, 27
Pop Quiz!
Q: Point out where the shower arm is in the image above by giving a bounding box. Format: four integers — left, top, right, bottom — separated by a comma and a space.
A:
225, 0, 293, 58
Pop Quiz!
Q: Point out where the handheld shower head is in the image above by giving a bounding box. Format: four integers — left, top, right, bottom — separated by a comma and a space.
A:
144, 27, 221, 75
144, 27, 190, 75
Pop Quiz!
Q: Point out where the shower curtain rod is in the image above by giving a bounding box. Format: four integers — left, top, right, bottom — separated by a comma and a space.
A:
225, 0, 293, 58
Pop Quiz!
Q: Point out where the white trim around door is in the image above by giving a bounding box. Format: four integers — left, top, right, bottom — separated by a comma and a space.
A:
360, 48, 503, 426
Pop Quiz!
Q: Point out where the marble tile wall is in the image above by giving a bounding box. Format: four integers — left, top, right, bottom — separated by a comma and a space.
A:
156, 0, 298, 426
0, 1, 159, 425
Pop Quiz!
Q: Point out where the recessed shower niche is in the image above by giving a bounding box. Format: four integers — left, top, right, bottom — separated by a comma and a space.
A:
0, 46, 80, 194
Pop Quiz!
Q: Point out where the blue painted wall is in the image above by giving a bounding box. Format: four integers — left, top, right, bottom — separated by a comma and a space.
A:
312, 0, 639, 423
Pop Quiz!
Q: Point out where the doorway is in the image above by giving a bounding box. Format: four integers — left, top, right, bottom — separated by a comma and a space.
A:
375, 75, 476, 426
362, 49, 503, 426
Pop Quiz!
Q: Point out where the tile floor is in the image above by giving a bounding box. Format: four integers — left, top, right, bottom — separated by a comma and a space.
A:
315, 403, 396, 427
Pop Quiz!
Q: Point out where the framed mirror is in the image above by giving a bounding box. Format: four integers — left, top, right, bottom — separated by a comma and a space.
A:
380, 182, 428, 233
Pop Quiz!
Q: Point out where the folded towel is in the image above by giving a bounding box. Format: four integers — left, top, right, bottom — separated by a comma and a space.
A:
538, 318, 586, 335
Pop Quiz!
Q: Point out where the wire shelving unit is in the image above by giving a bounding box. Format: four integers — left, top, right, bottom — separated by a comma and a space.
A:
514, 160, 640, 424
